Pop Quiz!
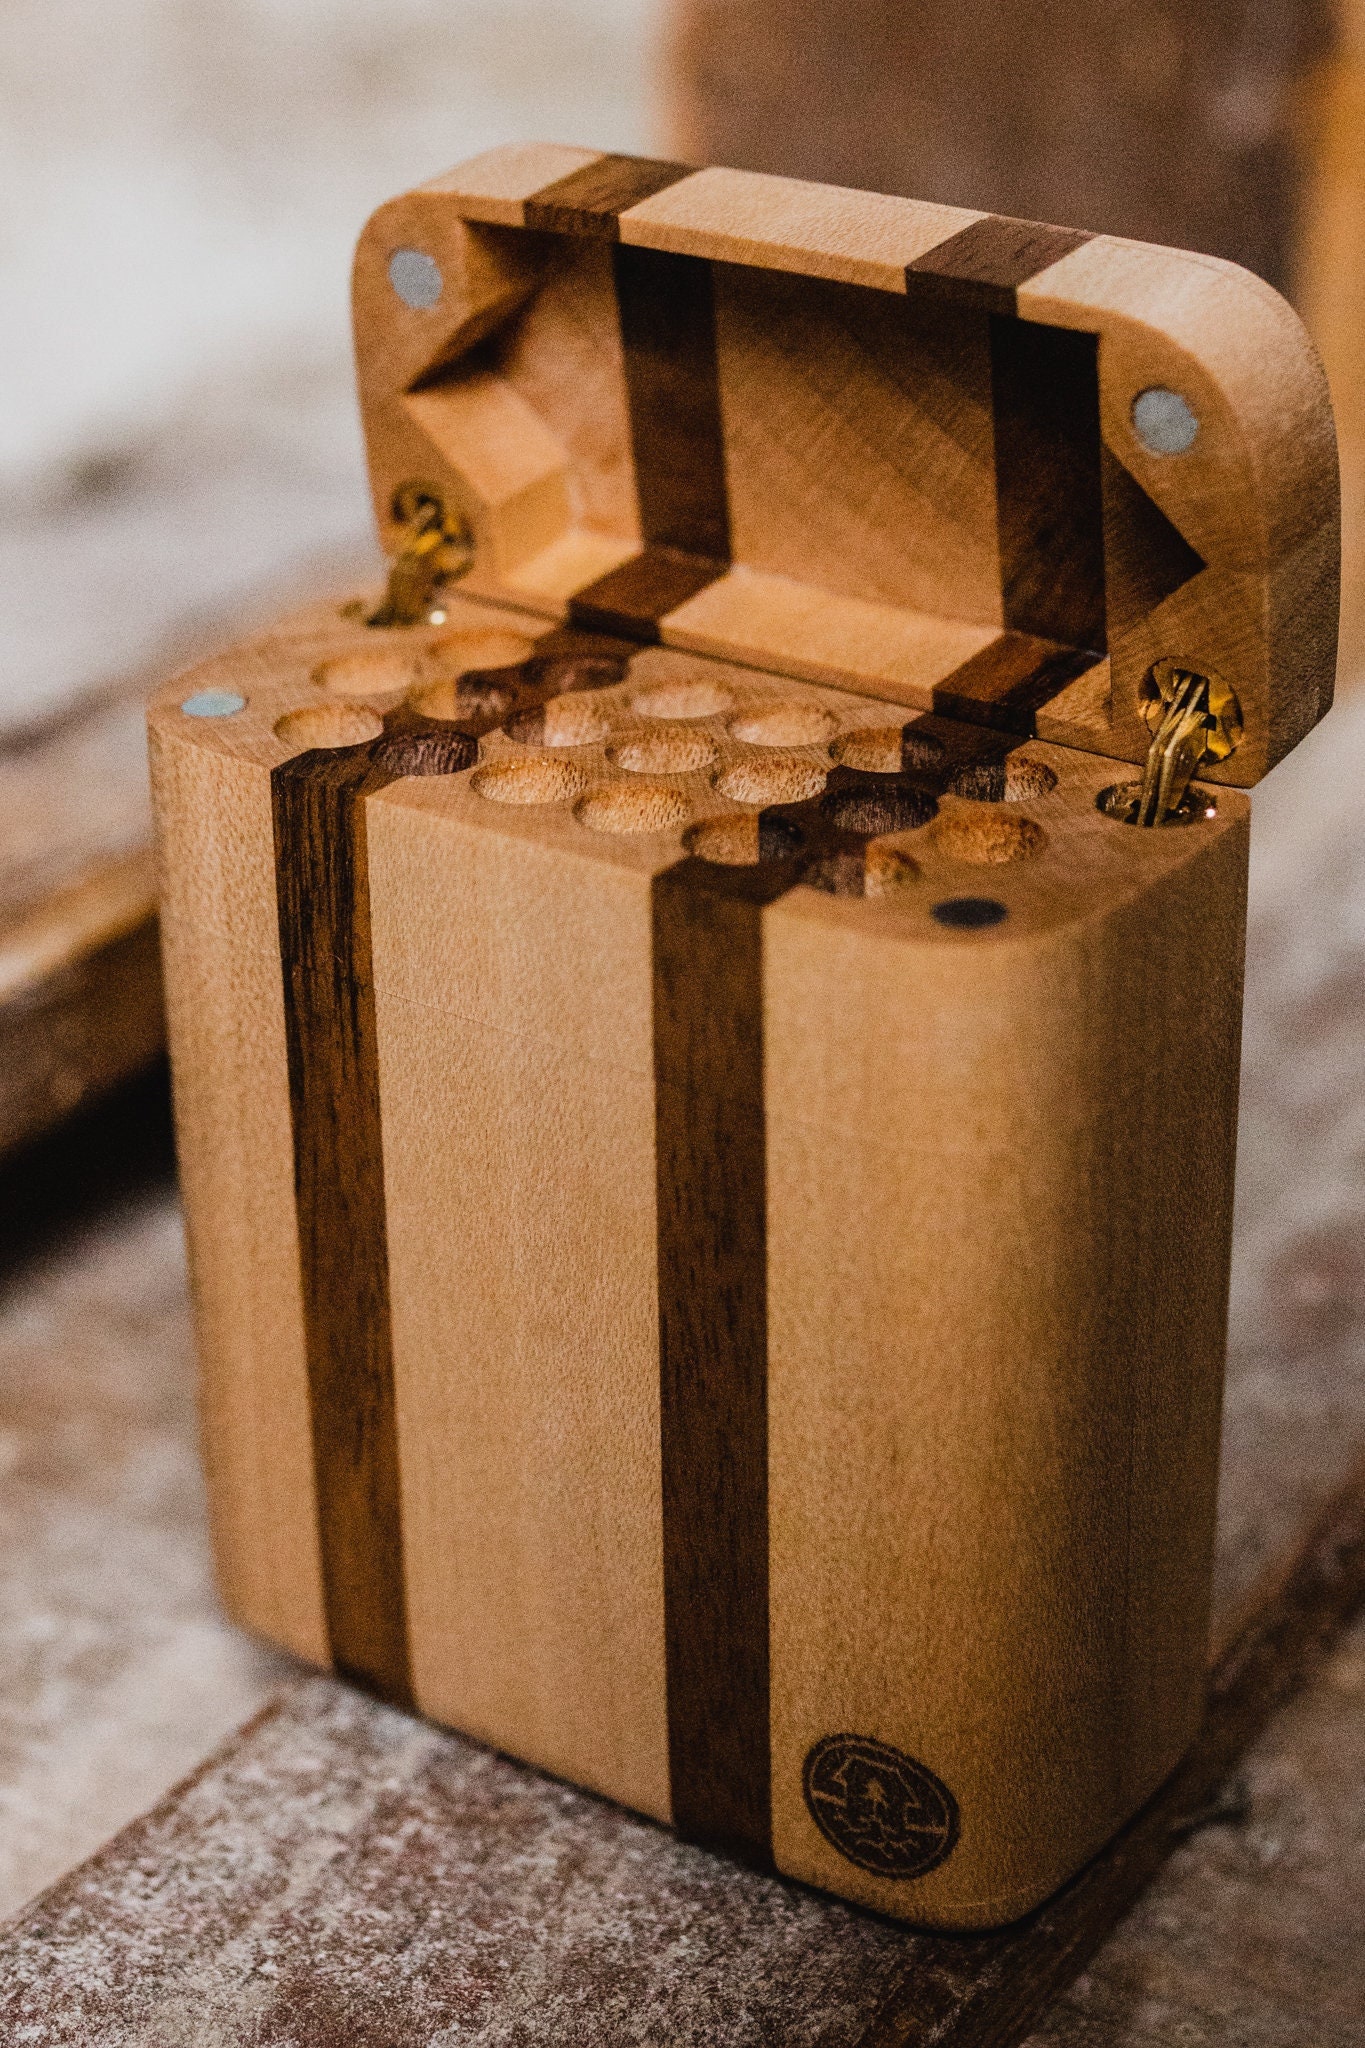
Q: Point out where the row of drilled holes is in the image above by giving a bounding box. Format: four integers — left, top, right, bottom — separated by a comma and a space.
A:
275, 649, 1061, 867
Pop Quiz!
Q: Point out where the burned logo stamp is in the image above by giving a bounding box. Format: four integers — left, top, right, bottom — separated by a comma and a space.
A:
802, 1733, 960, 1880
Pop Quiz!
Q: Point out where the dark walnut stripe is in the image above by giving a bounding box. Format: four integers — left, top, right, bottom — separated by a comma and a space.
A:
905, 215, 1092, 315
990, 315, 1107, 652
523, 154, 693, 239
932, 634, 1102, 734
570, 243, 731, 637
272, 710, 476, 1705
569, 548, 724, 642
653, 859, 787, 1868
652, 777, 937, 1866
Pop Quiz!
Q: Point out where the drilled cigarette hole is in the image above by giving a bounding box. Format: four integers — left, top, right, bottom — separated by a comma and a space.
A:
949, 756, 1059, 802
930, 812, 1046, 864
315, 650, 418, 698
864, 843, 922, 895
611, 727, 717, 774
686, 815, 760, 866
471, 756, 587, 805
576, 779, 692, 834
274, 704, 384, 750
411, 676, 514, 723
1005, 758, 1057, 801
1098, 781, 1217, 826
717, 754, 827, 805
730, 703, 836, 747
759, 815, 805, 860
932, 896, 1008, 928
425, 630, 537, 676
507, 694, 615, 747
630, 678, 732, 720
822, 785, 936, 836
834, 727, 904, 774
806, 848, 870, 897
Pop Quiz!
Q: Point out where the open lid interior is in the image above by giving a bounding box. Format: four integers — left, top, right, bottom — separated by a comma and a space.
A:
352, 145, 1340, 787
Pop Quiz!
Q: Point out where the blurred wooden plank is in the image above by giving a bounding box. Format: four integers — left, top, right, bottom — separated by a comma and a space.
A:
0, 853, 161, 1158
0, 690, 161, 1156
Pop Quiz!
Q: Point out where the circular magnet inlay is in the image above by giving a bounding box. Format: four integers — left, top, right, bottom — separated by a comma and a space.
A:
388, 248, 444, 310
1132, 386, 1199, 455
181, 689, 245, 718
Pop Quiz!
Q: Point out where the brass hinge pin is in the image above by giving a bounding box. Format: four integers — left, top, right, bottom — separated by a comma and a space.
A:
366, 484, 474, 629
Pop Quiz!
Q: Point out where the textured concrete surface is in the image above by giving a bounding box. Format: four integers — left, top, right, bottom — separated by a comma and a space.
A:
0, 1081, 290, 1919
1027, 1619, 1365, 2046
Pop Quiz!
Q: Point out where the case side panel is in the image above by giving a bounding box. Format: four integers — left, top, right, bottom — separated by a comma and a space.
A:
367, 796, 672, 1821
149, 724, 328, 1666
763, 817, 1247, 1926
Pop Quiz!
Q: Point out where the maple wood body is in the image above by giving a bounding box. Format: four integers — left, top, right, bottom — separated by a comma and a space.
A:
151, 149, 1335, 1927
153, 604, 1247, 1926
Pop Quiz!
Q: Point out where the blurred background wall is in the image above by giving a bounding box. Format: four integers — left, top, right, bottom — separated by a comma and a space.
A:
0, 0, 659, 735
3, 0, 1363, 740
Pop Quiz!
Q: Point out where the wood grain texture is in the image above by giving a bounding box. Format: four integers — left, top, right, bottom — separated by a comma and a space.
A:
353, 147, 1338, 783
989, 316, 1106, 650
154, 596, 1254, 1925
16, 690, 1365, 2031
0, 858, 162, 1159
904, 216, 1092, 315
150, 714, 329, 1670
149, 140, 1340, 1939
366, 762, 673, 1822
523, 154, 693, 238
763, 764, 1247, 1925
613, 242, 730, 565
271, 720, 477, 1706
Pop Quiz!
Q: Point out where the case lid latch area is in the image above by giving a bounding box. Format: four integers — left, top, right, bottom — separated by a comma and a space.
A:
360, 482, 474, 629
1101, 659, 1243, 827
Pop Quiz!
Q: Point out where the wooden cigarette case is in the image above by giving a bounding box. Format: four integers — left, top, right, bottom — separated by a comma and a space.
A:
149, 146, 1339, 1928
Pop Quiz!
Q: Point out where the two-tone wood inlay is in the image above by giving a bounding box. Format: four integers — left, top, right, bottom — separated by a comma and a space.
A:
271, 711, 477, 1704
271, 654, 632, 1703
904, 215, 1093, 314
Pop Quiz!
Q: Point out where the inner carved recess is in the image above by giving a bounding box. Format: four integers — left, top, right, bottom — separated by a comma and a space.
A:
930, 810, 1047, 864
274, 704, 384, 750
576, 780, 693, 834
471, 756, 587, 805
716, 754, 827, 805
609, 727, 717, 775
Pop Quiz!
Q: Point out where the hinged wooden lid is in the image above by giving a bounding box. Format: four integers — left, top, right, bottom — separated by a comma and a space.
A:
353, 145, 1340, 786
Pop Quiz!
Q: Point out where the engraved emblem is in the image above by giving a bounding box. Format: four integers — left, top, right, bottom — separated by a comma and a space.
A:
802, 1733, 960, 1880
